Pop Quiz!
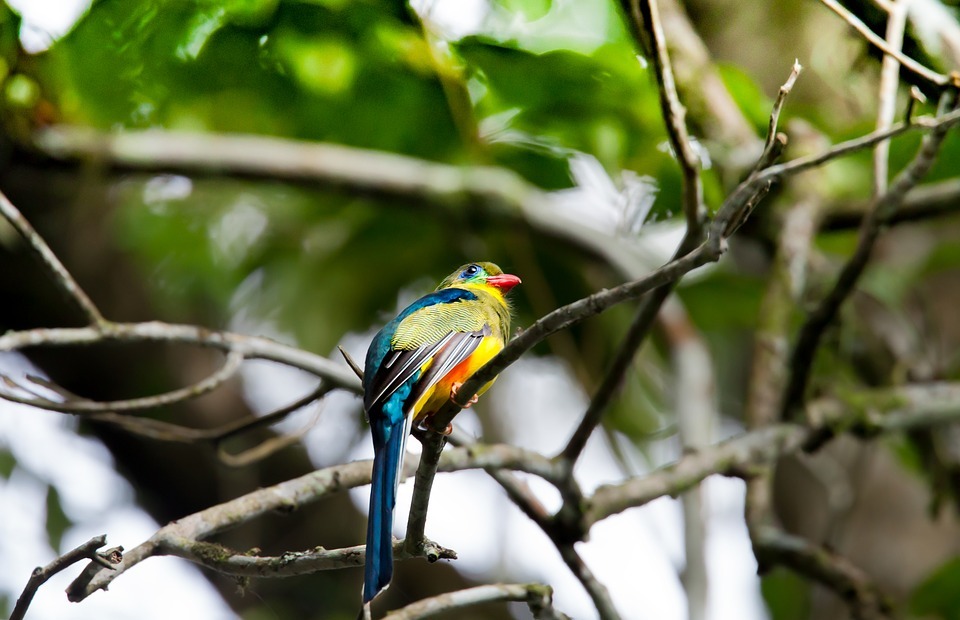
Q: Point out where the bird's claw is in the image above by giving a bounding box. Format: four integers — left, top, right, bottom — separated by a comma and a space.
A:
450, 382, 479, 408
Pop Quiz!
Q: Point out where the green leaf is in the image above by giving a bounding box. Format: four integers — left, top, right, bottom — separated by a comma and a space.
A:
0, 447, 14, 479
761, 567, 811, 620
44, 0, 463, 159
45, 485, 72, 553
715, 63, 771, 133
911, 556, 960, 620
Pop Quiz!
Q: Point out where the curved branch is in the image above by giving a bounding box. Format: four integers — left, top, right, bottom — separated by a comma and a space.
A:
0, 350, 244, 414
0, 321, 361, 392
384, 583, 566, 620
0, 189, 104, 326
65, 441, 575, 600
752, 526, 892, 619
12, 535, 119, 620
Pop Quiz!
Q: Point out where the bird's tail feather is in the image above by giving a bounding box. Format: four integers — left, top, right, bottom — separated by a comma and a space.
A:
363, 418, 405, 603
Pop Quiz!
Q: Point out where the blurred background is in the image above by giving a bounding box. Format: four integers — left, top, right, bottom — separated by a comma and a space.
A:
2, 0, 960, 619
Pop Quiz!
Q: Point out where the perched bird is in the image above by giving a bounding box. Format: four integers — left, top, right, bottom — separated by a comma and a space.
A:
361, 262, 521, 603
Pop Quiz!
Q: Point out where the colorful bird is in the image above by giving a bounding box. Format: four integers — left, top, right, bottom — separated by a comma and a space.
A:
361, 262, 521, 604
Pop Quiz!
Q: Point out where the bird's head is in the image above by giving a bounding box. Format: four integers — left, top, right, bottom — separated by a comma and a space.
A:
438, 262, 521, 294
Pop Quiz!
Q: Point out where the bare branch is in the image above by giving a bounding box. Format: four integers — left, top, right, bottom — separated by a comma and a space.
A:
759, 60, 803, 169
782, 91, 959, 418
0, 321, 361, 392
384, 583, 567, 620
156, 538, 455, 578
0, 350, 244, 414
661, 300, 714, 620
873, 0, 911, 197
585, 425, 807, 526
817, 0, 950, 87
0, 189, 104, 325
587, 381, 960, 526
556, 545, 621, 620
339, 345, 365, 380
821, 177, 960, 229
216, 417, 315, 467
11, 535, 119, 620
64, 441, 571, 600
79, 383, 331, 445
752, 526, 892, 620
622, 0, 704, 228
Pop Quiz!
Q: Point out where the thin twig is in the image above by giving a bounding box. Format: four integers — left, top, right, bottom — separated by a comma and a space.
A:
752, 526, 892, 619
0, 321, 361, 392
56, 383, 331, 445
557, 545, 621, 620
339, 346, 365, 380
759, 60, 803, 169
587, 381, 960, 526
710, 104, 960, 242
626, 0, 704, 227
873, 0, 911, 197
384, 583, 567, 620
216, 412, 317, 467
0, 189, 104, 325
820, 177, 960, 230
555, 0, 742, 465
817, 0, 949, 87
11, 535, 118, 620
782, 91, 959, 419
0, 350, 244, 414
65, 441, 565, 600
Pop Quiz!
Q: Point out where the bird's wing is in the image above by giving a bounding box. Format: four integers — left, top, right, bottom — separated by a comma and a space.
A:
364, 292, 491, 416
363, 331, 457, 416
404, 324, 492, 413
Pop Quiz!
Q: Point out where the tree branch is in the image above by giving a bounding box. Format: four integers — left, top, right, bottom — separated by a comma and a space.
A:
820, 177, 960, 230
751, 526, 892, 620
0, 189, 104, 325
817, 0, 951, 87
556, 545, 620, 620
0, 321, 361, 392
11, 535, 120, 620
64, 441, 572, 600
623, 0, 704, 228
0, 350, 244, 414
782, 91, 959, 419
873, 0, 911, 197
383, 583, 567, 620
586, 381, 960, 527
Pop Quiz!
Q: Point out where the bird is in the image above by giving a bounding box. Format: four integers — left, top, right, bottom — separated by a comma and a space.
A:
360, 261, 521, 604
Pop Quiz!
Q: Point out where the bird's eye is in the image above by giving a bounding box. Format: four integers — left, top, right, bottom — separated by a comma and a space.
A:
461, 264, 481, 278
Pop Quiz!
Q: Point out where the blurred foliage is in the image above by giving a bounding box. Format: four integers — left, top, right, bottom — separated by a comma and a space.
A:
0, 446, 14, 478
4, 0, 960, 617
44, 484, 71, 552
910, 556, 960, 620
761, 567, 811, 620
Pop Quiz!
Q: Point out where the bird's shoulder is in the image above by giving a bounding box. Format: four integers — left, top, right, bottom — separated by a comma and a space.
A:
392, 286, 502, 350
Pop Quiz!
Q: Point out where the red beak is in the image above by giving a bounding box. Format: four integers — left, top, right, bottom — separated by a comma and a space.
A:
486, 273, 521, 292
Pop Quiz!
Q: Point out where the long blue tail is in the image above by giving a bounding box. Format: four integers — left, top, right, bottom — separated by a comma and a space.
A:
363, 416, 405, 603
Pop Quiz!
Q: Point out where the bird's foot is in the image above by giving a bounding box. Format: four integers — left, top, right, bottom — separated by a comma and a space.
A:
450, 382, 479, 408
